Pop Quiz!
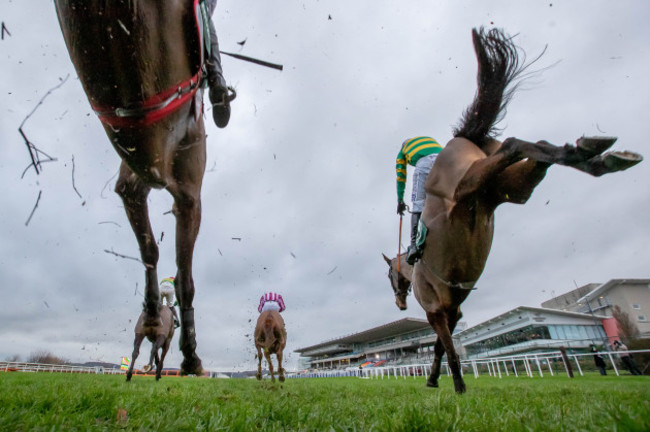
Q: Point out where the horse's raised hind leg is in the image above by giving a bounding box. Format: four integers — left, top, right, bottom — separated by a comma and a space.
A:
115, 164, 160, 321
126, 332, 145, 382
426, 310, 466, 394
499, 137, 641, 177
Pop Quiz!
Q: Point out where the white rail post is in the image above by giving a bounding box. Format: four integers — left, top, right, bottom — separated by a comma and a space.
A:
607, 353, 619, 376
572, 355, 583, 377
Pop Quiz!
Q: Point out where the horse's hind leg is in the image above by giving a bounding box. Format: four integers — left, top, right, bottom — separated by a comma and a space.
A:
255, 346, 263, 380
265, 350, 275, 383
115, 163, 160, 321
277, 350, 285, 383
427, 338, 445, 388
126, 333, 145, 382
156, 337, 171, 381
167, 145, 205, 376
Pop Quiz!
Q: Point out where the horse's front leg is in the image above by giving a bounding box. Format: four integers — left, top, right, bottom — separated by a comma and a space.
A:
426, 310, 466, 394
126, 333, 144, 382
489, 159, 550, 206
115, 163, 159, 321
427, 308, 461, 388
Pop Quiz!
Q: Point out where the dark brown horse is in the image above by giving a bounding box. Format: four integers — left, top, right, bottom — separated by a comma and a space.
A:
254, 311, 287, 383
54, 0, 209, 374
384, 27, 642, 393
126, 306, 175, 381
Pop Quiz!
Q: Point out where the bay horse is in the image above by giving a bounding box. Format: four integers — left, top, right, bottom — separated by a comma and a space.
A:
54, 0, 209, 374
126, 306, 175, 381
254, 311, 287, 382
384, 27, 642, 393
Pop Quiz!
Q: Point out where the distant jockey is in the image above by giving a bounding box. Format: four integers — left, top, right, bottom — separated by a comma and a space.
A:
395, 136, 443, 265
159, 277, 180, 328
258, 292, 286, 313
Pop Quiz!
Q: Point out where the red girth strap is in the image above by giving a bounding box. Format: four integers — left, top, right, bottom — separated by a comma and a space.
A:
90, 0, 204, 128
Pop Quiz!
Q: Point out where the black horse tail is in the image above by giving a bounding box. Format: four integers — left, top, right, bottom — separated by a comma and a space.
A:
453, 27, 538, 149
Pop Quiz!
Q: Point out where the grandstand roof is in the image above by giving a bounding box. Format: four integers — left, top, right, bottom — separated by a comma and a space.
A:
294, 317, 430, 353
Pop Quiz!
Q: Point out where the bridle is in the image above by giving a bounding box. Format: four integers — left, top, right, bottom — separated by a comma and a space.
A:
388, 264, 411, 298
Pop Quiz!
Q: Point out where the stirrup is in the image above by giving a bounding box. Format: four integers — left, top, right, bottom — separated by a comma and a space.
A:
406, 246, 421, 265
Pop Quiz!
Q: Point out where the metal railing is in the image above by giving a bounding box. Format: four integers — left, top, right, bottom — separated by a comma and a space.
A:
0, 361, 125, 375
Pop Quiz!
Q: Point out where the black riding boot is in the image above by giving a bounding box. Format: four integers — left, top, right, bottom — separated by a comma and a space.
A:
406, 212, 422, 265
206, 61, 231, 128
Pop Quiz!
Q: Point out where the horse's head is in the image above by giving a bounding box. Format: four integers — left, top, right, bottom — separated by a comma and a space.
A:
382, 253, 412, 311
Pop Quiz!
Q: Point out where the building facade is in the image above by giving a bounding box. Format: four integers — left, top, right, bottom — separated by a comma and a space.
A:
455, 306, 607, 359
541, 279, 650, 337
295, 318, 467, 370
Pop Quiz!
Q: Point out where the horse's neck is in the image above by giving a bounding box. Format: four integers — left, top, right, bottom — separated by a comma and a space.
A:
397, 255, 413, 281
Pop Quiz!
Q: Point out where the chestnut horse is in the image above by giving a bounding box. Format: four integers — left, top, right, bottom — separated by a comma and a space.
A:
254, 311, 287, 383
54, 0, 209, 374
384, 27, 642, 393
126, 306, 175, 381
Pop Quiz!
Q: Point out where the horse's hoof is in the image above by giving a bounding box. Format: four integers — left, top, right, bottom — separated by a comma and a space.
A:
256, 373, 262, 381
602, 151, 643, 172
576, 136, 617, 156
279, 375, 285, 383
126, 374, 132, 382
142, 364, 152, 373
426, 380, 439, 388
180, 355, 203, 376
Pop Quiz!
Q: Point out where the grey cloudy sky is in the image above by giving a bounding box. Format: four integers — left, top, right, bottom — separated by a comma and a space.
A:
1, 1, 649, 372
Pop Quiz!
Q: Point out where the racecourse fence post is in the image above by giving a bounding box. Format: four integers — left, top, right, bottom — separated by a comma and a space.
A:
572, 355, 583, 376
546, 358, 554, 376
512, 359, 518, 377
607, 353, 620, 376
496, 360, 502, 378
472, 360, 478, 378
535, 356, 544, 377
524, 356, 533, 378
503, 360, 509, 376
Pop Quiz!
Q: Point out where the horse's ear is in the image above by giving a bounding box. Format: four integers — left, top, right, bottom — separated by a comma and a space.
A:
382, 253, 392, 266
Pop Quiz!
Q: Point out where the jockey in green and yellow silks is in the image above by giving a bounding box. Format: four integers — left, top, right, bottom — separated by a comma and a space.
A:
396, 136, 442, 264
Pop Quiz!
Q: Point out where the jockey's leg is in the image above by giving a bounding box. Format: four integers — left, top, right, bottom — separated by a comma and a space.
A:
205, 0, 231, 128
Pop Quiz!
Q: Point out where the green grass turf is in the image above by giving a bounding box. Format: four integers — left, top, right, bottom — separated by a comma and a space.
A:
1, 372, 648, 431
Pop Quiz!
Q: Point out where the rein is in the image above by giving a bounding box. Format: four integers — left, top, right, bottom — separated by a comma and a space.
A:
90, 0, 205, 128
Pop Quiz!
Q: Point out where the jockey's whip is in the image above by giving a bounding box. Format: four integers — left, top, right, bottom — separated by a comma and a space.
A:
397, 214, 403, 273
220, 51, 283, 71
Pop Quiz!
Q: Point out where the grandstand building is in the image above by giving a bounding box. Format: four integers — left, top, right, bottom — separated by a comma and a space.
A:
540, 279, 650, 337
455, 306, 608, 359
296, 279, 649, 370
294, 318, 467, 370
